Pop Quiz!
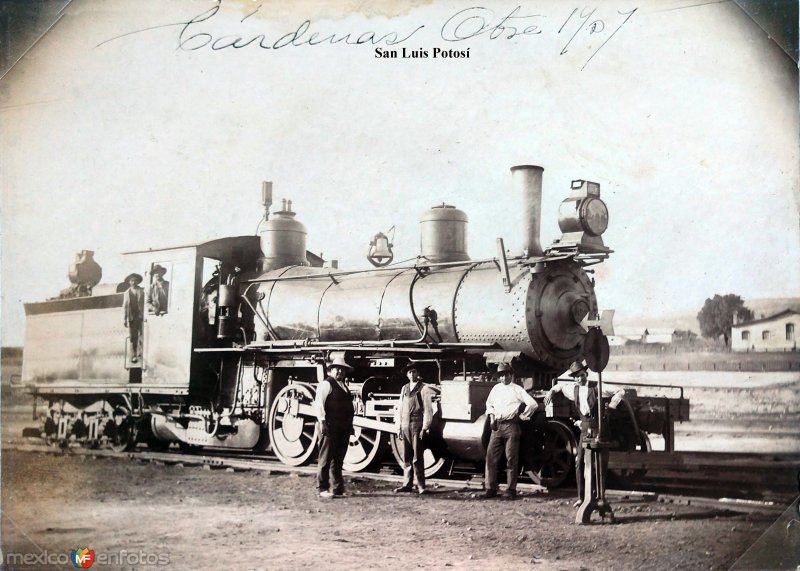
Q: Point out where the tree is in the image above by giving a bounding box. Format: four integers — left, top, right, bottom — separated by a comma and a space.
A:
697, 294, 754, 347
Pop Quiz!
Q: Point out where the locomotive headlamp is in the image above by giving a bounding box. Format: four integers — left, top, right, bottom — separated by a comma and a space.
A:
550, 180, 611, 254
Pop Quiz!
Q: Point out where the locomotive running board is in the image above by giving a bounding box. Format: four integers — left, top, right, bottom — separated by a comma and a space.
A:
195, 343, 498, 354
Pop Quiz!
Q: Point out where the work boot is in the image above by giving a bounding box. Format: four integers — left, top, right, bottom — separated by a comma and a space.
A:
504, 489, 517, 500
483, 489, 498, 499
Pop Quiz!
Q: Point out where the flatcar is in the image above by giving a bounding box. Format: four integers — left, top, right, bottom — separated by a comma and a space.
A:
19, 165, 689, 487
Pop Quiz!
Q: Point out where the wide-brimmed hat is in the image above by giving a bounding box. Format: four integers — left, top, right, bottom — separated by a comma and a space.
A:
493, 363, 514, 377
401, 363, 421, 375
124, 273, 143, 285
569, 361, 588, 377
151, 264, 167, 277
327, 355, 353, 371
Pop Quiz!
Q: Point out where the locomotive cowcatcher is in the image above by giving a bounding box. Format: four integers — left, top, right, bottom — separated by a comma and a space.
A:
19, 165, 689, 488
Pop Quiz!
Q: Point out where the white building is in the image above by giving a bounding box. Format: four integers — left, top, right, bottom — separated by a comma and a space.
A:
731, 309, 799, 352
608, 326, 646, 346
644, 328, 676, 344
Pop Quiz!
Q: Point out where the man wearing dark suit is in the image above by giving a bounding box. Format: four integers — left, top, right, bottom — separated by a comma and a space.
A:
122, 273, 144, 363
314, 356, 355, 498
147, 264, 170, 315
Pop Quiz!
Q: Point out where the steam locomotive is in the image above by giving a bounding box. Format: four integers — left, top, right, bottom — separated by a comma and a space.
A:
20, 165, 688, 487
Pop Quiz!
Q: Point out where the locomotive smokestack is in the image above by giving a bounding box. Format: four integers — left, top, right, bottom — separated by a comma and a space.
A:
511, 165, 544, 257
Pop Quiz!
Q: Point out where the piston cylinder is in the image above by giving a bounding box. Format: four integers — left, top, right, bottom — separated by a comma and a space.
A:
420, 204, 469, 263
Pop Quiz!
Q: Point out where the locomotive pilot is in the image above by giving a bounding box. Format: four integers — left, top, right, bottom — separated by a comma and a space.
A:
313, 356, 355, 498
122, 273, 145, 363
544, 361, 625, 506
484, 363, 538, 499
393, 363, 437, 495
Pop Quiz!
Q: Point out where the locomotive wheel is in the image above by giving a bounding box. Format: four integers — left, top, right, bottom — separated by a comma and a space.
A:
388, 433, 447, 479
608, 429, 651, 483
525, 419, 577, 488
343, 395, 389, 472
108, 414, 137, 453
268, 383, 319, 466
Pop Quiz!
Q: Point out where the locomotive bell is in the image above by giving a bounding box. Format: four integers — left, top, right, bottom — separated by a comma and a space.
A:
419, 204, 469, 263
367, 231, 394, 267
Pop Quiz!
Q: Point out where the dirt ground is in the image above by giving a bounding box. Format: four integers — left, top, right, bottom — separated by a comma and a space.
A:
0, 450, 781, 571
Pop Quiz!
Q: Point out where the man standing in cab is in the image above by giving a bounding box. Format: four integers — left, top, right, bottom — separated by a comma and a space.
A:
147, 264, 170, 315
484, 363, 537, 499
314, 356, 355, 498
393, 363, 437, 495
122, 273, 145, 364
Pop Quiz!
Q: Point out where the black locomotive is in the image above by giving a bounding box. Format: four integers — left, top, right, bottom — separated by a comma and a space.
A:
19, 165, 688, 487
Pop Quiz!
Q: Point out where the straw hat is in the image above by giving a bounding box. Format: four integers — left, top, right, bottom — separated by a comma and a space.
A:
327, 355, 353, 371
493, 363, 514, 377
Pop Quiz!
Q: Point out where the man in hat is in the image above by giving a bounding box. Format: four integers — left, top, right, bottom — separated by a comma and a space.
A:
483, 363, 538, 499
313, 356, 355, 498
122, 273, 145, 363
545, 361, 625, 506
392, 363, 437, 495
147, 264, 170, 316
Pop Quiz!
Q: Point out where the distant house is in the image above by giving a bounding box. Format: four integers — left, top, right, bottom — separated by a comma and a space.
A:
731, 309, 799, 352
608, 326, 646, 346
644, 328, 676, 344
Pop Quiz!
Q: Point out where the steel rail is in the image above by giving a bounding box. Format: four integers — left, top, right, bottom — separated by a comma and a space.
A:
3, 442, 793, 513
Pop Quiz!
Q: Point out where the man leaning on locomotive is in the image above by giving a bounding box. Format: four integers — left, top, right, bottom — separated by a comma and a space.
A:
545, 361, 625, 506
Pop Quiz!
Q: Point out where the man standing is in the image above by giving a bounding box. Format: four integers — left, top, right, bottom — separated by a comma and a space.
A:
544, 361, 625, 506
393, 363, 437, 495
147, 264, 170, 315
122, 273, 144, 364
484, 363, 537, 499
314, 356, 355, 498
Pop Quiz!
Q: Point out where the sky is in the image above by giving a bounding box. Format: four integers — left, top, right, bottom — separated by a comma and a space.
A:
1, 0, 799, 346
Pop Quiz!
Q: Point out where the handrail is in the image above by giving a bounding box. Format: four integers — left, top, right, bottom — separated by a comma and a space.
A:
601, 380, 684, 400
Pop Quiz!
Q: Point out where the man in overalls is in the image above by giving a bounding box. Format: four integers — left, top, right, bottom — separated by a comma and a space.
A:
393, 363, 437, 495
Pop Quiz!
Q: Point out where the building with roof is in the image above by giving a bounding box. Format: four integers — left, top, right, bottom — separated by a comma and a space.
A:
644, 328, 676, 344
731, 309, 798, 352
608, 326, 646, 346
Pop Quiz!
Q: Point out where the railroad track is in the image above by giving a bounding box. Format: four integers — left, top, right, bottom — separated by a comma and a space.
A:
4, 441, 797, 514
